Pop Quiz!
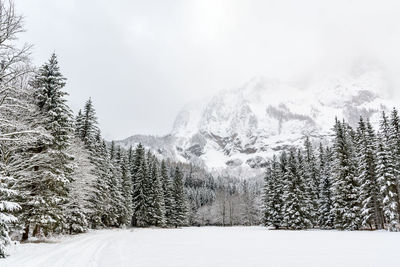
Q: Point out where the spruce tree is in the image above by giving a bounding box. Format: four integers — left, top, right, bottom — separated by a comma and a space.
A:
87, 132, 111, 228
172, 166, 188, 227
303, 137, 318, 226
79, 98, 99, 147
16, 54, 74, 238
107, 142, 125, 227
318, 145, 334, 229
132, 147, 149, 227
263, 155, 283, 228
356, 117, 382, 229
160, 160, 175, 226
377, 111, 400, 231
376, 140, 400, 231
282, 149, 310, 229
389, 108, 400, 195
118, 149, 133, 226
331, 119, 360, 230
149, 159, 166, 226
0, 174, 21, 257
263, 160, 274, 226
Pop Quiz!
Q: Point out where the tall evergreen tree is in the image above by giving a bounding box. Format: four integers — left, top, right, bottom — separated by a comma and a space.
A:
356, 118, 382, 229
87, 132, 110, 228
79, 98, 99, 147
303, 137, 319, 226
263, 155, 284, 228
282, 149, 310, 229
172, 166, 188, 227
160, 160, 175, 226
149, 159, 166, 226
117, 149, 133, 226
132, 145, 149, 227
331, 119, 360, 230
318, 145, 334, 229
0, 174, 21, 257
377, 112, 400, 231
16, 53, 74, 238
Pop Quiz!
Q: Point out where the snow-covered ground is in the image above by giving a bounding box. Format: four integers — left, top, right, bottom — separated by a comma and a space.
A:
2, 226, 400, 267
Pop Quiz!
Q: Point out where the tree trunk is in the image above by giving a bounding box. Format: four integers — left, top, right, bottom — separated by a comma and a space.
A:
32, 224, 40, 237
21, 224, 29, 241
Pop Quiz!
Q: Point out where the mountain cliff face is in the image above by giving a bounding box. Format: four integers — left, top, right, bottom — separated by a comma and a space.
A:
116, 69, 392, 178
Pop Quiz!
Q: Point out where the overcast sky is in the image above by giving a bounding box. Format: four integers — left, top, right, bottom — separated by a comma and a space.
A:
16, 0, 400, 140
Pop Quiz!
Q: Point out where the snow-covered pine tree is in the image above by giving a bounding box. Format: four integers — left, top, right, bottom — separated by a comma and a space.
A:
172, 166, 188, 227
275, 151, 288, 228
0, 173, 21, 258
75, 109, 84, 138
389, 108, 400, 194
160, 160, 175, 226
132, 145, 149, 227
318, 144, 334, 229
376, 140, 400, 231
106, 142, 126, 227
303, 136, 319, 227
356, 117, 383, 229
263, 159, 274, 226
79, 98, 99, 147
117, 148, 133, 226
149, 159, 166, 226
263, 155, 283, 228
331, 119, 360, 230
377, 111, 400, 231
15, 53, 74, 238
87, 131, 111, 228
282, 149, 310, 230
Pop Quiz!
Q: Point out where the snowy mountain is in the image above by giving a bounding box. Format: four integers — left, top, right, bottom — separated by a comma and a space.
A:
116, 68, 392, 178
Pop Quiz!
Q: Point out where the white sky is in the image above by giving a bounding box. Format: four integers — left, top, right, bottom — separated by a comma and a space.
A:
16, 0, 400, 140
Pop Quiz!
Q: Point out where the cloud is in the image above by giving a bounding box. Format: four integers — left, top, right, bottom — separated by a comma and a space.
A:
16, 0, 400, 139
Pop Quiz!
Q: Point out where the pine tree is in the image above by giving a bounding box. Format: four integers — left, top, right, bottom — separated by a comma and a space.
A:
263, 159, 274, 227
377, 111, 400, 231
117, 149, 133, 226
389, 108, 400, 195
149, 159, 166, 226
160, 160, 175, 226
87, 132, 110, 228
263, 155, 284, 228
132, 146, 149, 227
107, 142, 125, 227
0, 174, 21, 258
303, 137, 319, 227
318, 145, 334, 229
356, 117, 383, 229
376, 140, 400, 231
282, 149, 310, 229
15, 54, 74, 238
331, 119, 360, 230
172, 166, 188, 227
79, 98, 99, 147
75, 109, 84, 138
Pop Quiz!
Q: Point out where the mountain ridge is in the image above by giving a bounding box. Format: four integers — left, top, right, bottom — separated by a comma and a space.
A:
115, 69, 392, 179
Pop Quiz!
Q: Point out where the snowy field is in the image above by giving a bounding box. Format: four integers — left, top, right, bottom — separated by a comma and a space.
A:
2, 226, 400, 267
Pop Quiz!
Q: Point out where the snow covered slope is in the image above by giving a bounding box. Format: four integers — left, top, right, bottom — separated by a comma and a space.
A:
116, 68, 392, 178
4, 227, 400, 267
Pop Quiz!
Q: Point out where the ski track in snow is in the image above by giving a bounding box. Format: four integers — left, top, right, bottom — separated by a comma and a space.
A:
2, 226, 400, 267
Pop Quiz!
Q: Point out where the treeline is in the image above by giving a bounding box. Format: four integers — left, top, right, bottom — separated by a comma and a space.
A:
74, 100, 190, 231
262, 110, 400, 231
